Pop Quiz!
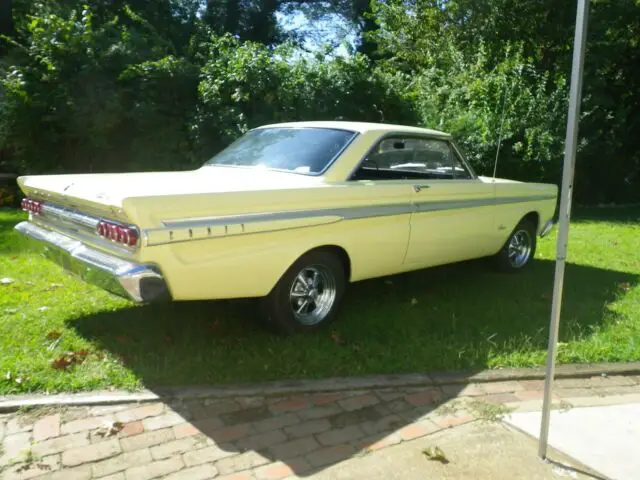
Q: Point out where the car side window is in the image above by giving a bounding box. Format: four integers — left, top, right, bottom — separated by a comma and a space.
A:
351, 137, 472, 181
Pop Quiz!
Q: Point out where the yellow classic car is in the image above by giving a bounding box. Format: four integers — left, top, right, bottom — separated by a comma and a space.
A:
15, 121, 557, 333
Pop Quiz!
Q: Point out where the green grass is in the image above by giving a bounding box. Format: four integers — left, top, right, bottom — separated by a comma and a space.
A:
1, 207, 639, 394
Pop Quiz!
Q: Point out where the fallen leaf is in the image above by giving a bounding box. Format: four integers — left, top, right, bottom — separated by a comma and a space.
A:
51, 357, 72, 370
208, 319, 222, 332
330, 331, 345, 346
94, 421, 124, 437
411, 298, 418, 306
51, 350, 89, 370
619, 282, 631, 292
44, 283, 63, 291
4, 308, 18, 314
46, 330, 62, 340
422, 446, 449, 464
1, 278, 15, 285
38, 306, 50, 312
75, 350, 89, 360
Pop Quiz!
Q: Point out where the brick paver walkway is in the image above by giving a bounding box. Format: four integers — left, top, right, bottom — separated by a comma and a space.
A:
1, 375, 639, 479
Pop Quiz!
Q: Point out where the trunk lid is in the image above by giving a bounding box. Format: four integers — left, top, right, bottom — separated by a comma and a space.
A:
18, 167, 322, 219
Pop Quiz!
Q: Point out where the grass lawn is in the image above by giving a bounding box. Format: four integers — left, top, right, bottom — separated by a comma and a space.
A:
1, 206, 639, 394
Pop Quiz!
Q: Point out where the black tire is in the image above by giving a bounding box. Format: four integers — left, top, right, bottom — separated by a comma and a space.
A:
261, 250, 347, 334
492, 218, 537, 273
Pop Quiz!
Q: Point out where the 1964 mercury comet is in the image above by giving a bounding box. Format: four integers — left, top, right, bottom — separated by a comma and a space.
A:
15, 121, 557, 333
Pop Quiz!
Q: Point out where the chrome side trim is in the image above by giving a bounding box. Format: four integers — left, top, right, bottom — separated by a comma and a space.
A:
15, 221, 169, 302
145, 194, 556, 247
160, 203, 414, 230
415, 194, 556, 213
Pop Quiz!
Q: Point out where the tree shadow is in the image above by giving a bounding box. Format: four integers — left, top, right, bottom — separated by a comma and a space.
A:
572, 205, 640, 223
66, 258, 638, 476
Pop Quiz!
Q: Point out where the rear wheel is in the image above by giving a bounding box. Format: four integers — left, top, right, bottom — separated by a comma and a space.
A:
492, 219, 537, 272
262, 250, 346, 334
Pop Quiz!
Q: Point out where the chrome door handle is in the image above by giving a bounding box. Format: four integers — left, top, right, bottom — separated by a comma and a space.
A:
413, 184, 431, 192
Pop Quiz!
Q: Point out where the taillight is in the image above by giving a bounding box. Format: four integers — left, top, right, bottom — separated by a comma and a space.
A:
97, 220, 139, 247
21, 197, 42, 215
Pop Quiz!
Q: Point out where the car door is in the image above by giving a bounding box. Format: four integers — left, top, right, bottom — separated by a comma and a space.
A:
373, 136, 496, 267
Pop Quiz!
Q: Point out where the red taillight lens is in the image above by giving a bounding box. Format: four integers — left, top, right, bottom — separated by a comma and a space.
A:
125, 228, 139, 247
108, 224, 118, 241
21, 197, 42, 215
96, 220, 139, 247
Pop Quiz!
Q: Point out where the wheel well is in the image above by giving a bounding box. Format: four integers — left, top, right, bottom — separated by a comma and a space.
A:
307, 245, 351, 281
522, 211, 540, 232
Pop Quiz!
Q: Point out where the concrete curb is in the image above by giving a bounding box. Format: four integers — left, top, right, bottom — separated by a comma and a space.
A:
1, 362, 639, 413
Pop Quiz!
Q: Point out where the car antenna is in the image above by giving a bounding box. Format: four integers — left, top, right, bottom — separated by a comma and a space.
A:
492, 81, 512, 181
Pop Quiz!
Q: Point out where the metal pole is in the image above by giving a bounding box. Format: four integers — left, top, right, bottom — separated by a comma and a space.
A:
538, 0, 589, 460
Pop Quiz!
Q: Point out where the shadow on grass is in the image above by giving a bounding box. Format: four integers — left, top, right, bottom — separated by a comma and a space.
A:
69, 259, 638, 385
66, 258, 637, 476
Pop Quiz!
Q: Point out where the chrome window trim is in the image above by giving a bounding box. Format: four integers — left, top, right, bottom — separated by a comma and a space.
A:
346, 132, 474, 182
449, 140, 477, 179
203, 126, 360, 177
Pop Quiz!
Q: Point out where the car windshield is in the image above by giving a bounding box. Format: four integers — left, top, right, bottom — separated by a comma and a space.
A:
204, 127, 357, 175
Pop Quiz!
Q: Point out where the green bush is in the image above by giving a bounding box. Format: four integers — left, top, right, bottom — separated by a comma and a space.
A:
407, 43, 568, 184
192, 36, 418, 159
0, 2, 200, 173
1, 0, 639, 204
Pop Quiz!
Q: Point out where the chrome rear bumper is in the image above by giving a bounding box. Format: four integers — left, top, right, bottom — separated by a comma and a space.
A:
15, 221, 170, 302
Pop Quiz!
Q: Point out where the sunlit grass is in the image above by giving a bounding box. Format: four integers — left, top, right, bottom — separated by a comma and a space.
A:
0, 206, 638, 394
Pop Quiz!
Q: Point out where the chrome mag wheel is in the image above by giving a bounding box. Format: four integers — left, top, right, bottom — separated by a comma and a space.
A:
508, 229, 532, 268
289, 265, 337, 326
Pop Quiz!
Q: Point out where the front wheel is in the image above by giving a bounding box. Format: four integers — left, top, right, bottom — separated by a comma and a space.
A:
492, 219, 537, 272
261, 250, 346, 334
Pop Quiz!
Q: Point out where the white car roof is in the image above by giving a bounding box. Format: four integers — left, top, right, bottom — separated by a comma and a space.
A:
256, 121, 451, 138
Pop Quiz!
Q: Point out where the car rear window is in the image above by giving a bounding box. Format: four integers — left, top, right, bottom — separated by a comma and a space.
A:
204, 127, 357, 175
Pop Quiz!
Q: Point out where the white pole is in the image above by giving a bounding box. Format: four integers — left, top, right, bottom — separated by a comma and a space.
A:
538, 0, 589, 459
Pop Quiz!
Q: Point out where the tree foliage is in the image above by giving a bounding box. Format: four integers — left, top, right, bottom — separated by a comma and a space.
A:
1, 0, 639, 204
371, 0, 640, 203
